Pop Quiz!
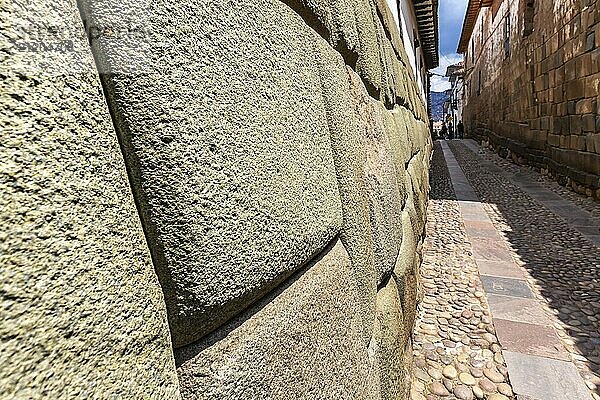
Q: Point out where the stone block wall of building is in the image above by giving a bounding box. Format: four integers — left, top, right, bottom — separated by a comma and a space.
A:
1, 0, 432, 398
462, 0, 600, 198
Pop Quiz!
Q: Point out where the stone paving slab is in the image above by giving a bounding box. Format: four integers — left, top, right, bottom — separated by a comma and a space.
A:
480, 276, 535, 299
503, 351, 593, 400
458, 201, 488, 214
464, 221, 502, 239
572, 226, 600, 235
584, 235, 600, 245
462, 212, 493, 222
564, 217, 600, 226
486, 295, 550, 326
477, 261, 525, 279
454, 182, 476, 192
493, 319, 570, 361
455, 191, 481, 202
471, 239, 516, 263
525, 192, 565, 201
544, 204, 592, 219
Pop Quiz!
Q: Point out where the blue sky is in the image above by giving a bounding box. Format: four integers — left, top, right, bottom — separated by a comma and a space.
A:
431, 0, 469, 91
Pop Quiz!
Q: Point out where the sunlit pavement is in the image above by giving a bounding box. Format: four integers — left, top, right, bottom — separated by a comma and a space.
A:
411, 139, 599, 400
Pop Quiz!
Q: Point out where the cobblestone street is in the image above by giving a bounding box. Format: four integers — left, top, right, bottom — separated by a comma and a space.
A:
411, 140, 600, 400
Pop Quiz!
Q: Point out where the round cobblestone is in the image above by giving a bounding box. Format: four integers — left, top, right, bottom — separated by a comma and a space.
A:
488, 394, 510, 400
410, 387, 427, 400
472, 385, 484, 399
454, 384, 474, 400
428, 368, 442, 380
483, 368, 504, 383
429, 381, 450, 396
497, 382, 513, 397
478, 377, 497, 393
442, 365, 458, 380
459, 372, 476, 386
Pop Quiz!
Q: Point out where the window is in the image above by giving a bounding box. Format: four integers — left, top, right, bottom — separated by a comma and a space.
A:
477, 70, 482, 96
413, 29, 420, 49
522, 0, 534, 37
504, 13, 511, 58
471, 40, 475, 64
395, 0, 403, 40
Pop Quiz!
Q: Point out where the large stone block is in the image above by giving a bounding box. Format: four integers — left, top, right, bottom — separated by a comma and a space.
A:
370, 1, 422, 114
391, 61, 411, 106
347, 69, 404, 284
566, 79, 585, 100
406, 153, 429, 227
382, 106, 411, 174
78, 0, 343, 347
280, 0, 361, 57
281, 0, 385, 95
176, 239, 377, 400
372, 277, 410, 400
314, 40, 377, 341
373, 0, 409, 65
353, 0, 384, 94
390, 108, 414, 166
398, 107, 420, 159
0, 0, 180, 397
378, 40, 397, 107
395, 268, 420, 332
394, 209, 417, 278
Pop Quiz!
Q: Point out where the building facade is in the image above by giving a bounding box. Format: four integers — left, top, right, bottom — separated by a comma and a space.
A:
459, 0, 600, 199
2, 0, 437, 398
446, 62, 465, 130
392, 0, 439, 105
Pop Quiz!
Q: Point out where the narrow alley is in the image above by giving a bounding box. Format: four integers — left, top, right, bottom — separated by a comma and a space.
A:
4, 0, 600, 397
411, 140, 600, 400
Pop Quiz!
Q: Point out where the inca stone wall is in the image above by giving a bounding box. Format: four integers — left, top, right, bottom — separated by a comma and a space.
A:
463, 0, 600, 199
1, 0, 431, 398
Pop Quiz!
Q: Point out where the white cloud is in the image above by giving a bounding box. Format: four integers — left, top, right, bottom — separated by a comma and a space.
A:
430, 53, 463, 92
431, 75, 450, 92
433, 53, 463, 75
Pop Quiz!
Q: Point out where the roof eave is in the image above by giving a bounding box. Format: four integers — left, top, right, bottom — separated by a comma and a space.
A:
413, 0, 439, 69
457, 0, 493, 53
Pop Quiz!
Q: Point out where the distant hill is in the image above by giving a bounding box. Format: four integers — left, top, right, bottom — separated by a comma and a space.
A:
430, 91, 447, 121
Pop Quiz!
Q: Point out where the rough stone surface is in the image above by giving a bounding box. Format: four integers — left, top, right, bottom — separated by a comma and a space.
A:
372, 276, 409, 399
0, 0, 180, 397
315, 39, 377, 342
3, 0, 432, 397
175, 240, 378, 400
347, 69, 404, 283
168, 0, 429, 395
79, 0, 345, 347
